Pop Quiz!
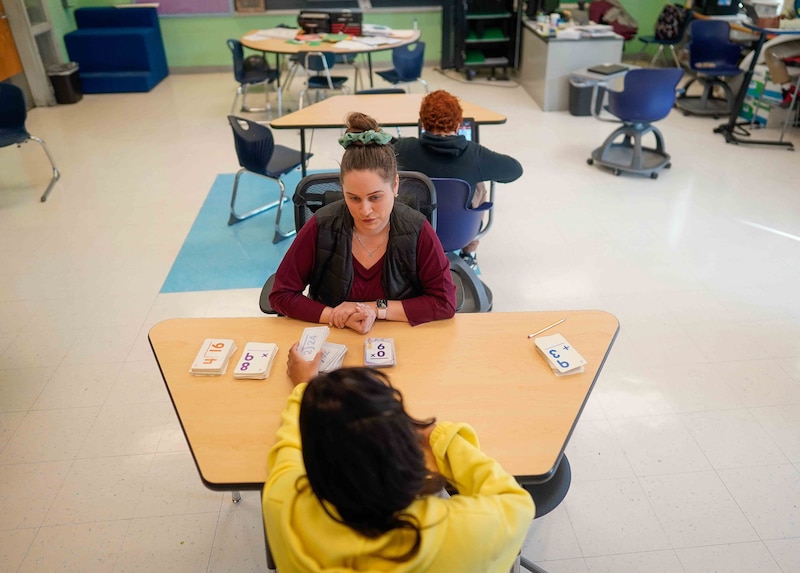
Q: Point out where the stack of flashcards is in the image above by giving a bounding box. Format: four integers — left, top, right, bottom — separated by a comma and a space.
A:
233, 342, 279, 380
190, 338, 237, 376
299, 326, 330, 361
319, 342, 348, 373
534, 334, 586, 376
364, 338, 396, 368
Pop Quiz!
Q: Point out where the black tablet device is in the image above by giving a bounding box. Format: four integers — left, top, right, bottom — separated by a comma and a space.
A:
419, 117, 475, 141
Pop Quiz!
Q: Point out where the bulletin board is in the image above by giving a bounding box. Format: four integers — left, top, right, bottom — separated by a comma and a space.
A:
134, 0, 233, 15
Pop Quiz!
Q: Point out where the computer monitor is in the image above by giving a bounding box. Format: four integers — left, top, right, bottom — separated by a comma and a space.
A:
695, 0, 739, 16
419, 117, 475, 141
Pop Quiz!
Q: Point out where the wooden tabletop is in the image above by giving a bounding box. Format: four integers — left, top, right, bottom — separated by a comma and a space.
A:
270, 94, 508, 130
241, 29, 421, 55
149, 311, 618, 487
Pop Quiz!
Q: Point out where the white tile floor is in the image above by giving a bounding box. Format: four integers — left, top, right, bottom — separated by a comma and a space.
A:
1, 66, 799, 572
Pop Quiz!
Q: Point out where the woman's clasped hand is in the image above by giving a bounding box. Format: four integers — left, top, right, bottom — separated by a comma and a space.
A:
328, 301, 376, 333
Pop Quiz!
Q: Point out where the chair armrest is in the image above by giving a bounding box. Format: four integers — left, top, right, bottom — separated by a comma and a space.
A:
469, 202, 493, 212
474, 181, 496, 242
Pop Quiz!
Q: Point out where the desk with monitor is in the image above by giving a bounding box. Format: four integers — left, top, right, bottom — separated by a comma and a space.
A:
148, 311, 619, 489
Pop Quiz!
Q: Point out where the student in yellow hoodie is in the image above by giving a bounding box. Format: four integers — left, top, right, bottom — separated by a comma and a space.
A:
262, 345, 535, 572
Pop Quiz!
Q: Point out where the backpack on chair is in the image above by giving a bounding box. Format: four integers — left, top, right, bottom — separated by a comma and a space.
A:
655, 4, 687, 41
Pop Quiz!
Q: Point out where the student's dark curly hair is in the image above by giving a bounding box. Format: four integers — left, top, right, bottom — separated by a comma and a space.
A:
419, 90, 463, 134
340, 112, 397, 183
298, 367, 443, 562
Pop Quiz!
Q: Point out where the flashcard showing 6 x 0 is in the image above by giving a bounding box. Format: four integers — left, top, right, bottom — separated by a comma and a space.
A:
364, 338, 396, 368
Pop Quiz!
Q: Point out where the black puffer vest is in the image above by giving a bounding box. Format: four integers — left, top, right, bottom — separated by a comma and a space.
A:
309, 200, 425, 306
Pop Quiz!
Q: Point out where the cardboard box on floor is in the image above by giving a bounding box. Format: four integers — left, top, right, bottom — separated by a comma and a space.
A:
739, 64, 792, 128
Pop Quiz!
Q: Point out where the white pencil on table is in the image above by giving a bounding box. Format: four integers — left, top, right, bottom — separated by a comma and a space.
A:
527, 318, 566, 339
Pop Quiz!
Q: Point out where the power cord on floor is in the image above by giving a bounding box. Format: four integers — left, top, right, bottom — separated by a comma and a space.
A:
433, 67, 520, 88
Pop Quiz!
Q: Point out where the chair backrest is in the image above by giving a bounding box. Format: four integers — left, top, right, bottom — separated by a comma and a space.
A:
227, 39, 246, 83
430, 177, 488, 253
391, 42, 425, 81
0, 84, 27, 131
355, 88, 406, 95
687, 20, 741, 68
227, 115, 275, 175
292, 171, 436, 232
607, 68, 684, 123
305, 51, 337, 73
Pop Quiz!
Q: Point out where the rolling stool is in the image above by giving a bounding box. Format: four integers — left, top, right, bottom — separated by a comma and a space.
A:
519, 455, 572, 573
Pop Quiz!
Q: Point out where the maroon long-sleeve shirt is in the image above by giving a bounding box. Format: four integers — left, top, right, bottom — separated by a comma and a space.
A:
270, 217, 456, 326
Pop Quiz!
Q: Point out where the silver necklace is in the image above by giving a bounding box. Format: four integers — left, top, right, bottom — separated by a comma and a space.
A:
354, 232, 384, 259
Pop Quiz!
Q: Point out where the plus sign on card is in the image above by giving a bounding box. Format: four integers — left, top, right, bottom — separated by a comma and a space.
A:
534, 334, 587, 376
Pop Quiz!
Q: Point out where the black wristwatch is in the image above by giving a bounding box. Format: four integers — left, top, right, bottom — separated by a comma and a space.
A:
376, 299, 388, 320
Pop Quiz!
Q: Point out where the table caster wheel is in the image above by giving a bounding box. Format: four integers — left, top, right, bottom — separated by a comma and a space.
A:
650, 172, 659, 179
587, 158, 594, 165
665, 163, 672, 169
613, 169, 621, 176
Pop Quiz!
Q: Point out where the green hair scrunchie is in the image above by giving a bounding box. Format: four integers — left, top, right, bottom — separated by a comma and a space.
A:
338, 130, 393, 149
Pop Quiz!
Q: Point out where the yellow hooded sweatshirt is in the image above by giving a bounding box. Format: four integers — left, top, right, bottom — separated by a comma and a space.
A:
262, 383, 536, 573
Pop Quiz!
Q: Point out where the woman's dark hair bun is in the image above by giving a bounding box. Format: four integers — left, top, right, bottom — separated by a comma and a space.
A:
345, 111, 380, 134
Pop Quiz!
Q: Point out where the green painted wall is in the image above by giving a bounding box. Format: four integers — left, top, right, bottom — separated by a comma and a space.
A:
49, 1, 440, 68
48, 1, 670, 68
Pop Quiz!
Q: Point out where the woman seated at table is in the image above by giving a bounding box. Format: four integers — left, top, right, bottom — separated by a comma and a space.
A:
262, 351, 535, 572
269, 112, 456, 333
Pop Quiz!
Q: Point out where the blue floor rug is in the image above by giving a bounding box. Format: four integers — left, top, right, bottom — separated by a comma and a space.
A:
161, 171, 309, 293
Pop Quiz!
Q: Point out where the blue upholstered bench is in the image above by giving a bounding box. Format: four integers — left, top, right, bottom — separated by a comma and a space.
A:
65, 7, 168, 94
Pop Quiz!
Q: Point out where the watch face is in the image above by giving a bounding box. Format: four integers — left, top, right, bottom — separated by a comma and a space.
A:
377, 299, 388, 309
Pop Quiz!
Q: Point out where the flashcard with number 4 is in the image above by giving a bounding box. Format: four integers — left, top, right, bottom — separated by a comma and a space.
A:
190, 338, 237, 375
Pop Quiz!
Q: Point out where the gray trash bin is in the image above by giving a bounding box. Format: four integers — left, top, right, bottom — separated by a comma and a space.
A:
47, 62, 83, 104
569, 78, 605, 116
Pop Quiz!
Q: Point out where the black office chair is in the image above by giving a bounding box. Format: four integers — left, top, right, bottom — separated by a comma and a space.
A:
376, 42, 429, 93
519, 456, 573, 573
226, 116, 310, 242
227, 39, 281, 116
298, 52, 350, 109
430, 178, 493, 313
0, 84, 60, 202
259, 170, 437, 314
588, 68, 683, 179
675, 20, 742, 118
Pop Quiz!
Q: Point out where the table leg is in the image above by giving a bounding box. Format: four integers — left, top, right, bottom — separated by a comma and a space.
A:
300, 129, 307, 177
713, 31, 794, 150
368, 53, 374, 88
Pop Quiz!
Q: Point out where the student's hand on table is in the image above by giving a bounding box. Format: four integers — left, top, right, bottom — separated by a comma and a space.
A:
329, 301, 363, 329
345, 302, 376, 334
287, 342, 322, 386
